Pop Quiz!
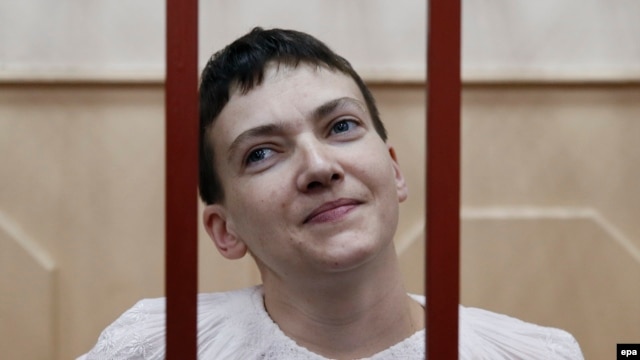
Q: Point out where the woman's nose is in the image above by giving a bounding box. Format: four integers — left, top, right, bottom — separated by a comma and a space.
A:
295, 140, 344, 192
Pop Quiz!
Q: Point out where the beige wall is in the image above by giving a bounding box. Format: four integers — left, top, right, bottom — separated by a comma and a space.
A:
460, 85, 640, 359
0, 84, 166, 359
1, 82, 638, 359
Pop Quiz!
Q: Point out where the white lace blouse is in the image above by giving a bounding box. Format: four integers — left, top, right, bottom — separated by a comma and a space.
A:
79, 286, 583, 359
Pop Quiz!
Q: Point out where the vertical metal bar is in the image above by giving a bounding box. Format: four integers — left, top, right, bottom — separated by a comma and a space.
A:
165, 0, 198, 358
426, 0, 461, 358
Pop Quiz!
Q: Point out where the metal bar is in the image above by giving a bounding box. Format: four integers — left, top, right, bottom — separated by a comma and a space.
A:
426, 0, 462, 358
165, 0, 198, 358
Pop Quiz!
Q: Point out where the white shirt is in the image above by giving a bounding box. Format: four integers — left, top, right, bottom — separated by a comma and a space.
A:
79, 286, 583, 359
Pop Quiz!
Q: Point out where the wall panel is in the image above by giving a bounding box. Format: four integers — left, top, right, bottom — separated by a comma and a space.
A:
0, 211, 56, 360
2, 83, 639, 360
460, 85, 640, 359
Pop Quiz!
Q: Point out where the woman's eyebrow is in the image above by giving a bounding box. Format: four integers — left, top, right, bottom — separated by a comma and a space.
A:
226, 97, 365, 162
312, 97, 367, 120
227, 122, 288, 162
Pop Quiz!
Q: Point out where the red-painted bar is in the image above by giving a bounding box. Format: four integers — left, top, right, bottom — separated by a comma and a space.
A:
426, 0, 462, 358
165, 0, 198, 358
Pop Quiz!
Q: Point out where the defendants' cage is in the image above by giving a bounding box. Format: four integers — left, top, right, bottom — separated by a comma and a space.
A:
164, 0, 461, 358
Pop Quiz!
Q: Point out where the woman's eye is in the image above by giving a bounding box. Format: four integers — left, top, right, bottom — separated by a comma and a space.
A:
331, 119, 358, 134
246, 148, 273, 164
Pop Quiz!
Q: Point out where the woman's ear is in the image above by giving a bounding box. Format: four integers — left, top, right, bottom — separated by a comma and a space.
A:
202, 204, 247, 259
387, 145, 408, 203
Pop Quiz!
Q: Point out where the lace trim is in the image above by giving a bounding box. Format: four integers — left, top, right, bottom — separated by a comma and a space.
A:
81, 287, 583, 360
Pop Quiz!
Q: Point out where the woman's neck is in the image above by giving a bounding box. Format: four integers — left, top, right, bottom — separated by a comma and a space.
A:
261, 246, 425, 359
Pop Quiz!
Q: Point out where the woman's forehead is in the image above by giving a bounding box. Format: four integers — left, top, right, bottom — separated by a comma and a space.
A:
220, 64, 362, 131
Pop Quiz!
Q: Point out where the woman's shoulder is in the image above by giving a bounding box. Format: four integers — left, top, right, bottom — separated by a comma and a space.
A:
79, 286, 265, 360
459, 305, 584, 359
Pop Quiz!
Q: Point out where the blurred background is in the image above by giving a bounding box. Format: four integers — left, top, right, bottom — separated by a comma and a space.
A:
1, 1, 639, 359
